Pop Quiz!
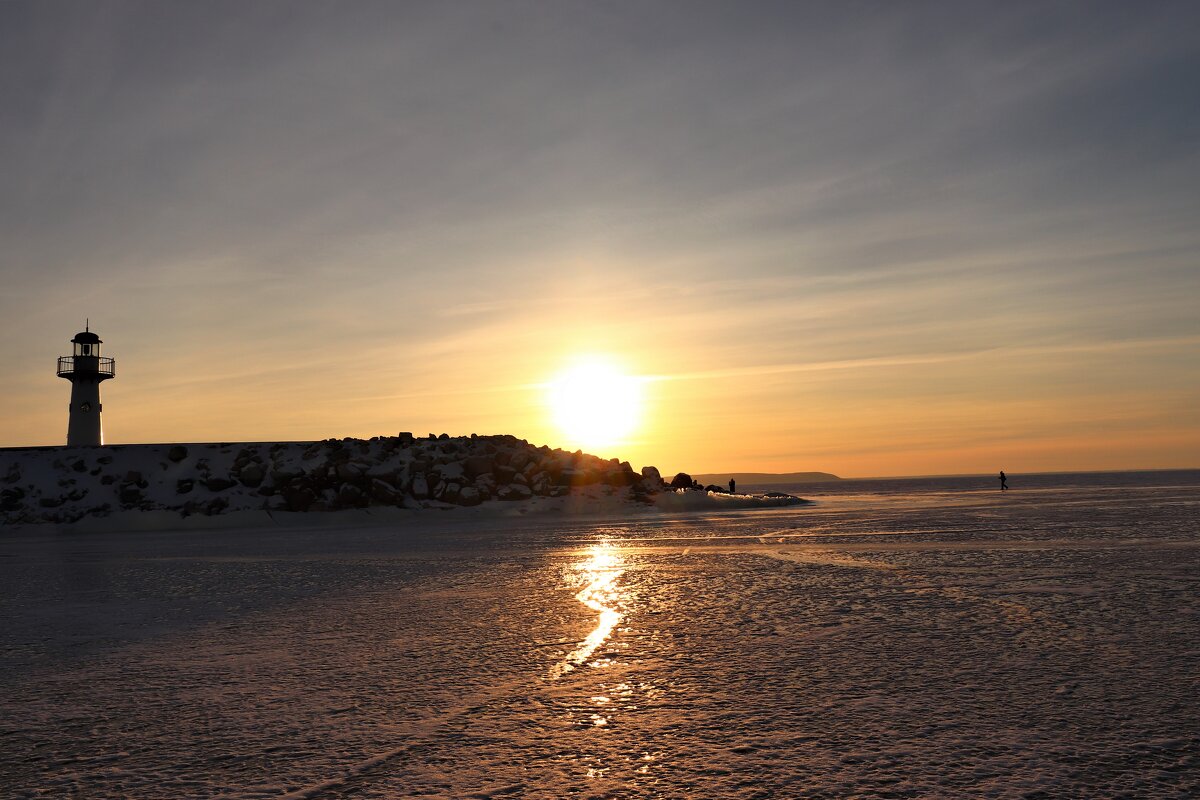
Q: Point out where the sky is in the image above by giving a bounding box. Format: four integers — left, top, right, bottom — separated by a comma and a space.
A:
1, 0, 1198, 477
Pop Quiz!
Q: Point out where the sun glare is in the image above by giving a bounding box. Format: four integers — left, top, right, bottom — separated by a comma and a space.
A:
547, 358, 643, 451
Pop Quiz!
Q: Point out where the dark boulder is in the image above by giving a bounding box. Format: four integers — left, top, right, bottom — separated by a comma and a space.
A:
464, 456, 493, 479
238, 463, 265, 488
335, 484, 368, 509
670, 472, 694, 490
410, 476, 430, 500
456, 486, 482, 506
205, 477, 238, 492
369, 478, 400, 505
335, 461, 366, 482
283, 486, 316, 512
497, 483, 532, 501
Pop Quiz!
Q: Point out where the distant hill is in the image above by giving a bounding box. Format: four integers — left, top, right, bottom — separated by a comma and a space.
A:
693, 471, 840, 485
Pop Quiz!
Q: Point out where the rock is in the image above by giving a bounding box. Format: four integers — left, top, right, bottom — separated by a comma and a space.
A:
641, 465, 662, 485
437, 462, 465, 483
440, 482, 461, 504
411, 476, 430, 500
456, 486, 482, 506
497, 483, 532, 501
604, 468, 638, 486
557, 468, 598, 486
283, 486, 316, 512
0, 487, 25, 511
463, 456, 493, 479
71, 459, 87, 473
166, 445, 188, 463
670, 472, 694, 490
205, 477, 238, 492
97, 455, 113, 465
4, 464, 21, 484
176, 479, 195, 494
100, 475, 115, 486
271, 468, 303, 484
370, 478, 400, 504
124, 470, 144, 485
336, 484, 368, 509
118, 486, 143, 505
238, 463, 265, 488
705, 484, 726, 493
335, 461, 366, 482
39, 496, 65, 508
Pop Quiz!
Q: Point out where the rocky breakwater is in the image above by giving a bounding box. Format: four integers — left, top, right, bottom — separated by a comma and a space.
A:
0, 434, 682, 526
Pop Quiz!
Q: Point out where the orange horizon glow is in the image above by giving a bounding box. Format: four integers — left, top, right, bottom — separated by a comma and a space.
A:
4, 323, 1197, 479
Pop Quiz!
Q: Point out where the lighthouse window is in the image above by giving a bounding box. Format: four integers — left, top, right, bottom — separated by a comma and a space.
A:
80, 344, 91, 355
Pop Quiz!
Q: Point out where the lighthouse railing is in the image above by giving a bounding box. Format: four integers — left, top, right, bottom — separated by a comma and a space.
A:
57, 356, 116, 378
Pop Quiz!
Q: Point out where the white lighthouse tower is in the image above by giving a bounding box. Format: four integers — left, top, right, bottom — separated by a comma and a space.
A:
57, 325, 116, 446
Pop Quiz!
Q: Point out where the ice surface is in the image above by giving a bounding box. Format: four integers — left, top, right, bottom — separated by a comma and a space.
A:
1, 473, 1197, 797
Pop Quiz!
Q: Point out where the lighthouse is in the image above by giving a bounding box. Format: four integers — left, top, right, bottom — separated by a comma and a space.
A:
57, 325, 116, 446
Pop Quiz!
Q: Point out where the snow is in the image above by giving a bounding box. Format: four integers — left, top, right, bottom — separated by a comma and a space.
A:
0, 436, 805, 529
1, 473, 1196, 797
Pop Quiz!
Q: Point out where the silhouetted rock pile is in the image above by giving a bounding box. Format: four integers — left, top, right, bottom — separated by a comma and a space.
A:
0, 434, 673, 525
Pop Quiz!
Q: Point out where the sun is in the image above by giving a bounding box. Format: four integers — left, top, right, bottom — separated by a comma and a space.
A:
546, 357, 643, 451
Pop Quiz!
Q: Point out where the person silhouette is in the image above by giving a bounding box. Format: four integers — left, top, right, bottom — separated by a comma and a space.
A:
999, 470, 1008, 491
729, 478, 736, 494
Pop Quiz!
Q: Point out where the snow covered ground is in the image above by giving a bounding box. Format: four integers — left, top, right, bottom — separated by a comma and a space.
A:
1, 473, 1197, 798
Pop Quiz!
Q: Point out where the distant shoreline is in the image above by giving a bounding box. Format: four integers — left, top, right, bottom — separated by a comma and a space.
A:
693, 471, 840, 485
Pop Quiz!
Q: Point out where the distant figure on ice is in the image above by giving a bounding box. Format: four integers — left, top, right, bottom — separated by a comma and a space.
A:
999, 470, 1008, 491
729, 478, 736, 494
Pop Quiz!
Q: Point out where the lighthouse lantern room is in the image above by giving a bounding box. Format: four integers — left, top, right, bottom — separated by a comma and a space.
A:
57, 324, 116, 446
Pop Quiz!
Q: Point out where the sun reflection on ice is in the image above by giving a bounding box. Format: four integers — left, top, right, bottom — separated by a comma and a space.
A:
551, 543, 625, 679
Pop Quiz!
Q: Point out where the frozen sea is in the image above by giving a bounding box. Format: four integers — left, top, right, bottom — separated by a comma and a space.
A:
2, 471, 1198, 798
